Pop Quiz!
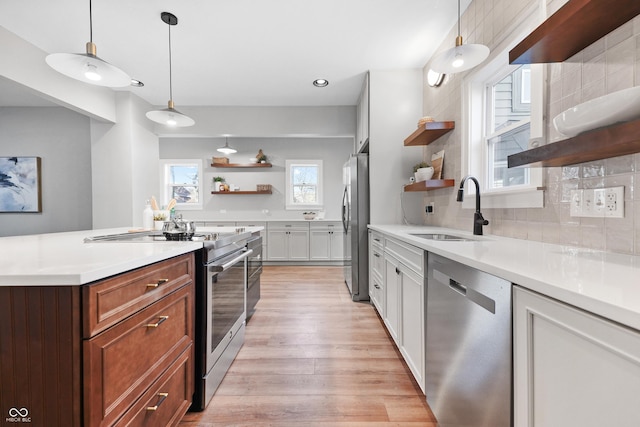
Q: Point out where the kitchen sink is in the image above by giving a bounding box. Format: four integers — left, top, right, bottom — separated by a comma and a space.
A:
410, 233, 478, 242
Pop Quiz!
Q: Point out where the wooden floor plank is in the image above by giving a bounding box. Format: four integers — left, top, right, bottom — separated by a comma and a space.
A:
179, 266, 436, 425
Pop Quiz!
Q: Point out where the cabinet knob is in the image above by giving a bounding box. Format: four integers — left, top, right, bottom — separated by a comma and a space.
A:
395, 267, 401, 275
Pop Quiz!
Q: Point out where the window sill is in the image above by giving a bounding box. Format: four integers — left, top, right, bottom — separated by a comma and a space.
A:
461, 187, 544, 209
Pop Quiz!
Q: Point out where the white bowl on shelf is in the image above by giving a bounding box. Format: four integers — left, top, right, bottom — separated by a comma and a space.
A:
553, 86, 640, 137
415, 167, 434, 182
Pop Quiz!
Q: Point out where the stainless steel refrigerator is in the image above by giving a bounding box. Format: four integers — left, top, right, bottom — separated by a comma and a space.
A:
342, 154, 369, 301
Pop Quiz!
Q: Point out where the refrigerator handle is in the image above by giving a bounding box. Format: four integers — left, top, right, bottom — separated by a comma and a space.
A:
341, 186, 349, 233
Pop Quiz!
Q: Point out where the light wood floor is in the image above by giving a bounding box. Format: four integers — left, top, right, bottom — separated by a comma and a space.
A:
179, 266, 436, 426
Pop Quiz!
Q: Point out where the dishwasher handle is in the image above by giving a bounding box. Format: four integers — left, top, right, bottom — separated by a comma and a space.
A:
448, 278, 467, 296
433, 268, 496, 314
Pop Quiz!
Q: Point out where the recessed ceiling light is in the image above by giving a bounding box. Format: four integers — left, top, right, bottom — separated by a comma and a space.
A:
130, 79, 144, 87
313, 79, 329, 87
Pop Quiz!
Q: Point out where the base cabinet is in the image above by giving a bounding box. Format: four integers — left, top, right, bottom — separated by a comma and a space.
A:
0, 253, 195, 427
267, 223, 309, 261
368, 231, 384, 315
514, 286, 640, 427
381, 237, 425, 392
309, 222, 344, 261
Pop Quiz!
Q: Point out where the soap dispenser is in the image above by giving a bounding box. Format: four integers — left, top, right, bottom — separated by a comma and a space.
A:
142, 200, 153, 230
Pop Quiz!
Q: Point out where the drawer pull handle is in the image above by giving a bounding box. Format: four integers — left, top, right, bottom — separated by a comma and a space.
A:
145, 315, 169, 328
146, 279, 169, 289
374, 253, 380, 258
146, 392, 169, 411
374, 284, 381, 289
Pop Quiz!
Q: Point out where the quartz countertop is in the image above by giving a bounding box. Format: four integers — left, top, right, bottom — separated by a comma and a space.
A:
0, 226, 262, 286
370, 225, 640, 332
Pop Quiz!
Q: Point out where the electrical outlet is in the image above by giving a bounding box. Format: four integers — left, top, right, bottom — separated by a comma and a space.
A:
604, 186, 624, 218
425, 202, 435, 215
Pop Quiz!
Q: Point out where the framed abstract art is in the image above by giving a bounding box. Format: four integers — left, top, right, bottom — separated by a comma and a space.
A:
0, 157, 42, 213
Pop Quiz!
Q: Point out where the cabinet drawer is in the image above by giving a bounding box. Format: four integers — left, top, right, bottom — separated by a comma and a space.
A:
83, 284, 193, 427
371, 241, 384, 279
84, 254, 194, 337
384, 237, 423, 275
114, 346, 193, 427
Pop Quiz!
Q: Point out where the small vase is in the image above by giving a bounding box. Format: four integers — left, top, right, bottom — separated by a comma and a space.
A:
215, 182, 223, 191
415, 167, 434, 182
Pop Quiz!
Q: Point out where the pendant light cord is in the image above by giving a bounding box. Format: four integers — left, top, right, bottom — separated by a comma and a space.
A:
168, 20, 173, 102
457, 0, 460, 37
88, 0, 93, 43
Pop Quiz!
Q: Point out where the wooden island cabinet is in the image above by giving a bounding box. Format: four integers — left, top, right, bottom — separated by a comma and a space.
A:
0, 253, 195, 427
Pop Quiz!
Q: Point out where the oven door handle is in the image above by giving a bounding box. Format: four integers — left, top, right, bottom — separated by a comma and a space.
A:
210, 248, 254, 272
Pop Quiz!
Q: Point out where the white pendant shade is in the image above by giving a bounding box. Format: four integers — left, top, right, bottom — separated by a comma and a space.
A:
430, 43, 490, 74
217, 138, 237, 154
146, 103, 195, 127
46, 51, 132, 87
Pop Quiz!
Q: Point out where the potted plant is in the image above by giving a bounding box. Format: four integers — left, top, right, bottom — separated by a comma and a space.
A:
413, 161, 434, 182
213, 176, 225, 191
256, 149, 268, 163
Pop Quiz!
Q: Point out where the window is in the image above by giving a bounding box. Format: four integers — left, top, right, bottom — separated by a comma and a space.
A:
159, 159, 203, 210
486, 65, 531, 190
462, 47, 544, 209
285, 159, 323, 210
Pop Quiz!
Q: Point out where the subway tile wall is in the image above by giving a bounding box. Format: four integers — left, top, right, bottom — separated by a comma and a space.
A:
420, 0, 640, 255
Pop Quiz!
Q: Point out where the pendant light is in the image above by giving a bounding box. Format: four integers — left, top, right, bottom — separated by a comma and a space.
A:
45, 0, 131, 87
217, 137, 237, 154
430, 0, 489, 74
146, 12, 195, 127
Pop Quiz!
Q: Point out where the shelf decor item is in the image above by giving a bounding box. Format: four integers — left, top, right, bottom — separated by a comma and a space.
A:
553, 86, 640, 137
413, 161, 434, 182
0, 156, 42, 212
212, 157, 229, 164
303, 212, 317, 220
256, 149, 268, 163
256, 184, 272, 192
431, 150, 445, 180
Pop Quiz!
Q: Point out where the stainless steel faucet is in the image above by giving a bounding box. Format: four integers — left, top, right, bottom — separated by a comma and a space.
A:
456, 176, 489, 235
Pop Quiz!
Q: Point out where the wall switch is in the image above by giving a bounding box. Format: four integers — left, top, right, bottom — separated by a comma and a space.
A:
582, 189, 595, 217
569, 189, 582, 217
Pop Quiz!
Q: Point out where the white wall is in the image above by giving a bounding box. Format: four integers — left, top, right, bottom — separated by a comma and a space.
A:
160, 137, 353, 221
91, 92, 159, 228
0, 107, 92, 236
368, 69, 424, 225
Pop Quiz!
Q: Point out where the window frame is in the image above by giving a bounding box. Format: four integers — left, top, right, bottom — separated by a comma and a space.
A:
285, 159, 324, 210
159, 159, 203, 210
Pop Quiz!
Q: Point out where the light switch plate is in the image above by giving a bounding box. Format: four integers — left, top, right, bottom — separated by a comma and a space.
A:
569, 186, 624, 218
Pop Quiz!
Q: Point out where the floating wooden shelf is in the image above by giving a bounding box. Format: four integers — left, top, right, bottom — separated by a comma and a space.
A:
211, 163, 272, 168
509, 0, 640, 64
404, 179, 455, 192
211, 190, 272, 195
404, 121, 455, 146
508, 118, 640, 168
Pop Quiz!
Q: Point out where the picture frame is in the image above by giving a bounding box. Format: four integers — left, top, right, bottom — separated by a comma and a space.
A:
0, 157, 42, 213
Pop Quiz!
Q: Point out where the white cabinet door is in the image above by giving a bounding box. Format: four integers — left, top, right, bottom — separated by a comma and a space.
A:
266, 230, 288, 260
384, 254, 401, 345
329, 229, 344, 260
288, 230, 310, 260
514, 286, 640, 427
400, 265, 425, 392
309, 229, 330, 260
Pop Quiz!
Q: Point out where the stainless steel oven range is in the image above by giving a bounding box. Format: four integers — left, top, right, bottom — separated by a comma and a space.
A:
192, 230, 253, 410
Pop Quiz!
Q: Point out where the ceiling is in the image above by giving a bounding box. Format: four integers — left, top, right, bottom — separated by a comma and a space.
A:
0, 0, 469, 108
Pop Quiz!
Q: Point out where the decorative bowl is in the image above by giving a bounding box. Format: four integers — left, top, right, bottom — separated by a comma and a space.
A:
303, 212, 316, 220
553, 86, 640, 137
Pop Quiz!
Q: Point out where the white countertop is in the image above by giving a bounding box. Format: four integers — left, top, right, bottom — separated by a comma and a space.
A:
0, 226, 262, 286
370, 225, 640, 332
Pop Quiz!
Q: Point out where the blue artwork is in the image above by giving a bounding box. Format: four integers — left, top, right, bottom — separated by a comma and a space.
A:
0, 157, 41, 212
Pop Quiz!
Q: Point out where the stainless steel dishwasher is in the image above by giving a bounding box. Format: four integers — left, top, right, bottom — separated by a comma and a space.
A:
426, 254, 512, 427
